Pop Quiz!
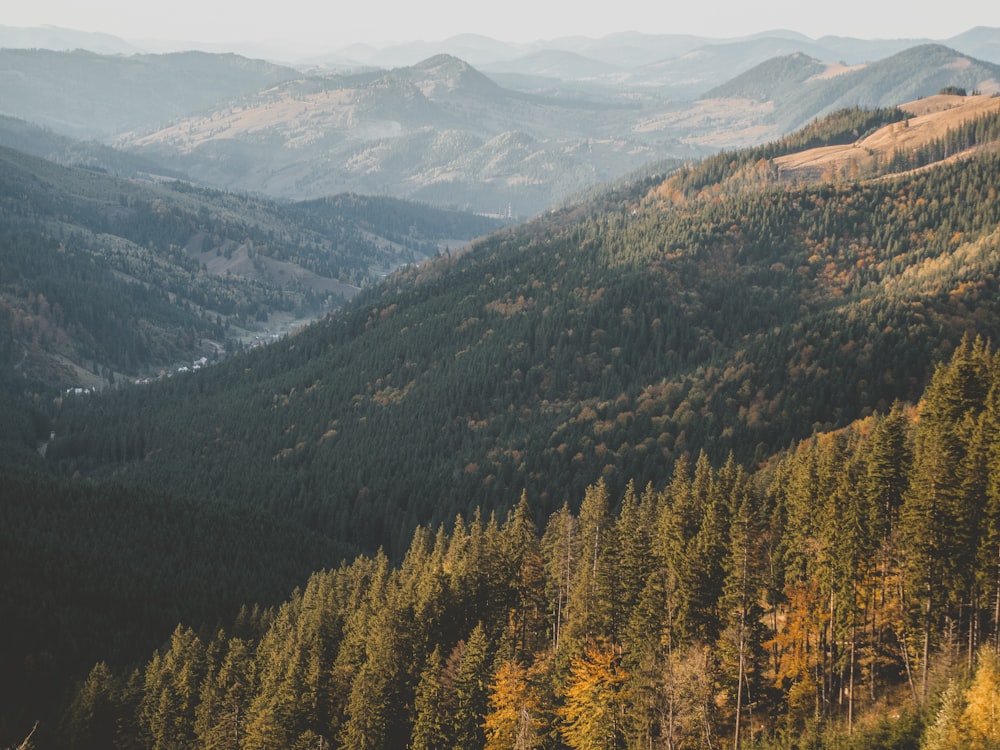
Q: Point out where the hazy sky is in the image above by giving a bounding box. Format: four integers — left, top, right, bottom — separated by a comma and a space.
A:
4, 0, 998, 52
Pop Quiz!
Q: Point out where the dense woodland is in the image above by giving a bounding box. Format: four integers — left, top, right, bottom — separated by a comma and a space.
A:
44, 125, 1000, 554
0, 471, 350, 741
49, 339, 1000, 749
0, 144, 502, 388
6, 104, 1000, 748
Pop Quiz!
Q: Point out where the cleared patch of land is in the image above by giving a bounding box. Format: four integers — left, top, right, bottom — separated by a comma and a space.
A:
773, 94, 1000, 180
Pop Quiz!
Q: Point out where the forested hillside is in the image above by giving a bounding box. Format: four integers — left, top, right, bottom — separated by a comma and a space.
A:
7, 102, 1000, 748
54, 340, 1000, 749
46, 108, 1000, 556
0, 145, 503, 390
0, 471, 351, 745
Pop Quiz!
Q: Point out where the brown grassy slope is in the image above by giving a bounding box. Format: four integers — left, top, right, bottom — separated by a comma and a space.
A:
773, 94, 1000, 179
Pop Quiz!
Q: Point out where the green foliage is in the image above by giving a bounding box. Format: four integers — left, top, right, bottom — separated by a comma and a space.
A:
48, 338, 1000, 749
0, 469, 346, 745
0, 144, 503, 384
12, 107, 1000, 750
42, 144, 1000, 567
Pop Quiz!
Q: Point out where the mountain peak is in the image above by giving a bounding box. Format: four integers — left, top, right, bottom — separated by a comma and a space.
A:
411, 52, 474, 71
401, 54, 504, 101
702, 52, 825, 101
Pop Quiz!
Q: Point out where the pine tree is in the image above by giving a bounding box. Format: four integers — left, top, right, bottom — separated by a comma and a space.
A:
501, 492, 548, 660
542, 502, 577, 652
195, 636, 253, 750
140, 626, 206, 750
902, 341, 990, 700
718, 476, 765, 749
338, 596, 409, 750
64, 662, 119, 750
615, 480, 657, 638
450, 623, 491, 750
564, 479, 615, 649
411, 647, 451, 750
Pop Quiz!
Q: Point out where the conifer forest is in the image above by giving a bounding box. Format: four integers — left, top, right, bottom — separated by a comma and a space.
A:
6, 99, 1000, 750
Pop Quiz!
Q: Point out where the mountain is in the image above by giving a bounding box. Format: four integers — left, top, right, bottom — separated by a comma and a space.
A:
0, 24, 140, 54
627, 35, 843, 94
111, 54, 672, 215
328, 29, 1000, 90
0, 114, 189, 179
395, 53, 508, 102
766, 44, 1000, 130
0, 48, 300, 138
5, 40, 1000, 216
331, 33, 524, 68
39, 101, 1000, 557
698, 51, 827, 102
0, 144, 503, 392
111, 46, 1000, 215
6, 99, 1000, 748
676, 44, 1000, 148
945, 25, 1000, 63
480, 49, 623, 81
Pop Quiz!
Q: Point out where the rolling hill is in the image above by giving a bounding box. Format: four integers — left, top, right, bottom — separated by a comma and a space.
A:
41, 101, 1000, 557
111, 54, 665, 215
699, 44, 1000, 137
0, 48, 301, 139
111, 46, 1000, 212
0, 144, 504, 393
5, 97, 1000, 748
4, 39, 1000, 216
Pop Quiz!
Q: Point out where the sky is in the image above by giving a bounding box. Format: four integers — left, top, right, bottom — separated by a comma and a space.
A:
3, 0, 999, 54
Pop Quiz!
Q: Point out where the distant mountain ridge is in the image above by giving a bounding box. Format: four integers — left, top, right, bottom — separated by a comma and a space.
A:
0, 48, 300, 139
722, 44, 1000, 132
39, 103, 1000, 565
3, 31, 1000, 215
0, 144, 503, 388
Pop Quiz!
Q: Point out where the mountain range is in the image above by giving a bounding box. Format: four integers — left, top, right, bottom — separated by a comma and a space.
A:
0, 140, 504, 392
3, 32, 1000, 216
6, 22, 1000, 750
5, 85, 1000, 747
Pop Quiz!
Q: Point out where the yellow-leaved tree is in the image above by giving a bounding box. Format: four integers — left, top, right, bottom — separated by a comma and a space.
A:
557, 639, 630, 750
962, 648, 1000, 749
484, 658, 546, 750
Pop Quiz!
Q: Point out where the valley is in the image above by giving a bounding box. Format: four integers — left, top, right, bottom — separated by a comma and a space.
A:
4, 22, 1000, 750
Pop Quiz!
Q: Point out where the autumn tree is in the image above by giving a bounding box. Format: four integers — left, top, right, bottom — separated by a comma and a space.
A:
484, 657, 547, 750
558, 639, 631, 750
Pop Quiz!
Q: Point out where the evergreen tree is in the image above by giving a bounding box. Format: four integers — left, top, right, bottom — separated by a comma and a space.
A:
564, 479, 615, 649
64, 662, 119, 750
194, 636, 253, 750
542, 503, 577, 652
139, 626, 207, 750
450, 623, 491, 750
411, 647, 451, 750
718, 475, 765, 749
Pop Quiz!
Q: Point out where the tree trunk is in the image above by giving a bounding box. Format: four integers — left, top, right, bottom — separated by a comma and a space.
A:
921, 592, 931, 705
848, 616, 856, 735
